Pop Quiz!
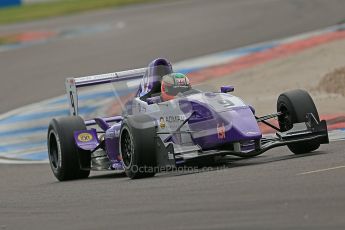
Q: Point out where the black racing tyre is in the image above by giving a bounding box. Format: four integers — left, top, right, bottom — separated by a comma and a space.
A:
277, 89, 320, 154
120, 115, 157, 179
47, 116, 91, 181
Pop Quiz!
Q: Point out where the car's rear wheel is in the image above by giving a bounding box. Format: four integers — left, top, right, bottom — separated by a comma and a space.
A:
120, 115, 157, 179
277, 89, 320, 154
48, 116, 91, 181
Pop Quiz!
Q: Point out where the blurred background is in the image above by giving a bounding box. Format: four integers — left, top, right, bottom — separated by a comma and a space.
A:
0, 0, 344, 113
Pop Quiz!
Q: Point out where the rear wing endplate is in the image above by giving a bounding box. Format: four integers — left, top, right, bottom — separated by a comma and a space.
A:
65, 68, 146, 116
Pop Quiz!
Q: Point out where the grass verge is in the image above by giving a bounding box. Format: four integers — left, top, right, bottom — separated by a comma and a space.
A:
0, 0, 158, 25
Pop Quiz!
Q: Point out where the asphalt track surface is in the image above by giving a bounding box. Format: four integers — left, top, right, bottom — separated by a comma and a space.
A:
1, 142, 344, 229
1, 0, 345, 229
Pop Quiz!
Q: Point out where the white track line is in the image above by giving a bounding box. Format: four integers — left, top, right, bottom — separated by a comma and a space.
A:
298, 165, 345, 175
0, 158, 48, 164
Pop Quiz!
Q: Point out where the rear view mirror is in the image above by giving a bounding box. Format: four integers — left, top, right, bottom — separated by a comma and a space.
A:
220, 86, 234, 93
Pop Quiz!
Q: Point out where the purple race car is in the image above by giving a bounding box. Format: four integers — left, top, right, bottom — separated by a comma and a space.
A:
47, 58, 329, 181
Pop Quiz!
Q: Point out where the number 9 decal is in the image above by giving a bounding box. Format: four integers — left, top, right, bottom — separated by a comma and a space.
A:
70, 91, 76, 116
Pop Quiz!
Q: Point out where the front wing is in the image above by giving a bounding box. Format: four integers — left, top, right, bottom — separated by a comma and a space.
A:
156, 113, 329, 167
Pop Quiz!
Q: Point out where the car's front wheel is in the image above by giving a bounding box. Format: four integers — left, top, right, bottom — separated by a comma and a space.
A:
277, 89, 321, 154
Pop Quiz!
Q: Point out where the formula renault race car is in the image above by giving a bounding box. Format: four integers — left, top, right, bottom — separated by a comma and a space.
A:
47, 58, 329, 181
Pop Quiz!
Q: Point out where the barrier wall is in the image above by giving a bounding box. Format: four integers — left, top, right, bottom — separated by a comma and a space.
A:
0, 0, 21, 7
0, 0, 57, 7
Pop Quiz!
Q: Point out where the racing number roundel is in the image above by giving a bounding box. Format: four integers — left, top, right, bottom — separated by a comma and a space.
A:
77, 133, 93, 142
159, 117, 166, 129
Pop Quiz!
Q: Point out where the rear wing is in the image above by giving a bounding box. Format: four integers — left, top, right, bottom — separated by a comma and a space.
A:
65, 68, 146, 116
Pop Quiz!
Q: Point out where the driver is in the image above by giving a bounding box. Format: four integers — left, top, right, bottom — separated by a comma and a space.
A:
161, 73, 191, 101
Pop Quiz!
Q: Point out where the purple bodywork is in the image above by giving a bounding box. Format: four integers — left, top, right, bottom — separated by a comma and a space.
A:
72, 58, 263, 165
74, 129, 99, 151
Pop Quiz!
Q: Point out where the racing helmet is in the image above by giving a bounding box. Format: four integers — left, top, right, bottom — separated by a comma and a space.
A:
161, 73, 191, 101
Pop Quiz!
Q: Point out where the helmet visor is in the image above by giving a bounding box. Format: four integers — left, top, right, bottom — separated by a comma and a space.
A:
164, 84, 191, 96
